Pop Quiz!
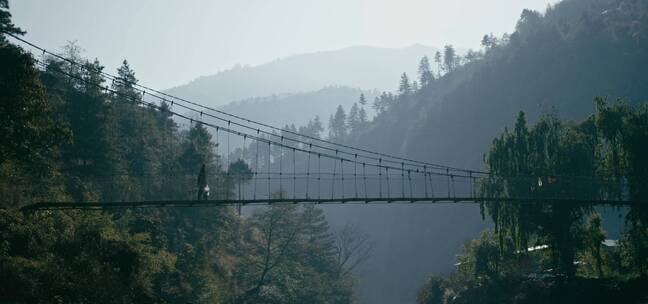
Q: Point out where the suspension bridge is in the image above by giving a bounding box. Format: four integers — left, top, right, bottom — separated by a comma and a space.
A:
5, 33, 641, 211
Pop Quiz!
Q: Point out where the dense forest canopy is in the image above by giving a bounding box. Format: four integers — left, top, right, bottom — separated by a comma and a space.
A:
2, 0, 648, 303
0, 2, 369, 302
308, 0, 648, 301
416, 100, 648, 303
355, 0, 648, 169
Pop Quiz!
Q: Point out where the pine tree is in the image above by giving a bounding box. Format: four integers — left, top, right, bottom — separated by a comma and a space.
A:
328, 105, 347, 141
433, 51, 442, 76
398, 72, 412, 96
81, 59, 106, 96
299, 116, 324, 139
358, 107, 368, 126
0, 0, 24, 42
0, 40, 68, 167
358, 93, 367, 106
347, 102, 360, 133
112, 59, 140, 103
373, 92, 393, 114
418, 56, 434, 87
443, 45, 457, 73
61, 41, 85, 85
301, 205, 336, 268
61, 57, 109, 178
180, 123, 216, 174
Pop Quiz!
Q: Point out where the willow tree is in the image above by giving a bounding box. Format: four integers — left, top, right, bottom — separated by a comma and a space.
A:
595, 98, 648, 276
480, 111, 599, 276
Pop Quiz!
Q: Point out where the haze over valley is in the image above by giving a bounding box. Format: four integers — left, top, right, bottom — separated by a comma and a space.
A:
3, 0, 648, 303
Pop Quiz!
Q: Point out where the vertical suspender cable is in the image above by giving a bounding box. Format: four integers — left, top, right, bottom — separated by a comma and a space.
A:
429, 172, 435, 198
306, 144, 312, 199
341, 158, 345, 200
451, 174, 456, 198
386, 167, 391, 199
267, 142, 271, 200
354, 154, 358, 198
254, 130, 260, 200
241, 135, 247, 202
401, 162, 405, 199
363, 163, 368, 201
423, 166, 429, 198
378, 159, 383, 198
408, 170, 413, 199
279, 136, 283, 198
331, 151, 337, 199
446, 168, 451, 197
215, 126, 219, 198
292, 148, 296, 200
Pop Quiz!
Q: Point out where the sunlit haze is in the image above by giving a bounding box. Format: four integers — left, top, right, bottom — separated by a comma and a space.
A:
12, 0, 558, 89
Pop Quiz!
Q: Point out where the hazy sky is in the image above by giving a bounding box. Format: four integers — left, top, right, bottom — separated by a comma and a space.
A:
11, 0, 560, 89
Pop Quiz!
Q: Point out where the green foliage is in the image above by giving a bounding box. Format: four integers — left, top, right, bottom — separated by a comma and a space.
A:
0, 25, 358, 303
479, 99, 648, 279
0, 209, 168, 303
236, 205, 354, 303
578, 214, 608, 278
594, 98, 648, 276
0, 43, 69, 168
0, 0, 24, 41
442, 45, 457, 73
298, 116, 324, 139
398, 72, 412, 96
328, 105, 348, 141
456, 230, 518, 282
416, 276, 445, 304
481, 111, 601, 276
418, 56, 434, 88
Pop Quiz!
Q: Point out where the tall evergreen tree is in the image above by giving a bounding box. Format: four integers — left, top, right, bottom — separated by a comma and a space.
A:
418, 56, 434, 87
398, 72, 412, 96
358, 107, 368, 126
433, 51, 442, 76
328, 105, 347, 141
0, 0, 24, 42
443, 45, 457, 73
112, 59, 140, 103
299, 116, 324, 139
373, 92, 393, 114
58, 57, 110, 180
358, 93, 367, 106
0, 39, 68, 168
180, 123, 216, 174
347, 102, 360, 133
301, 205, 336, 269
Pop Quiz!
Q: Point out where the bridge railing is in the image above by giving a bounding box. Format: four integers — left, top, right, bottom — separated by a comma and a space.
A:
4, 170, 635, 210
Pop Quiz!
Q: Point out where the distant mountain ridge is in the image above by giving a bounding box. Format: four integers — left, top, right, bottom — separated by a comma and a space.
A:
217, 86, 378, 130
164, 44, 438, 108
344, 0, 648, 303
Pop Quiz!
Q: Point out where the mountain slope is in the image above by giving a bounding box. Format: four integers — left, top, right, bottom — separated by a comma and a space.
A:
165, 45, 438, 107
373, 0, 648, 169
332, 0, 648, 303
218, 86, 377, 130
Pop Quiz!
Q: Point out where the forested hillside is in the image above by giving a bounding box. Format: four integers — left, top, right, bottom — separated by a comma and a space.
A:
363, 0, 648, 169
217, 86, 377, 133
317, 0, 648, 302
0, 2, 365, 302
417, 101, 648, 303
3, 0, 648, 303
165, 44, 437, 107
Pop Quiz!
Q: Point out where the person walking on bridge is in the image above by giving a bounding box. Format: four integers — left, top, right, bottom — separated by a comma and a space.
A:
197, 163, 210, 200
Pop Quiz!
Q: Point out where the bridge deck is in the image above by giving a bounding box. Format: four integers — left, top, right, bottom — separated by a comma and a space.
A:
20, 197, 641, 211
